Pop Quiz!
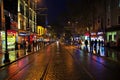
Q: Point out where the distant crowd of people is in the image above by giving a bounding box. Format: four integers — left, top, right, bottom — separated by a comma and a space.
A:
15, 40, 38, 50
80, 39, 104, 53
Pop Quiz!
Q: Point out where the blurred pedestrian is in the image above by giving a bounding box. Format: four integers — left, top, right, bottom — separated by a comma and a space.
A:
101, 40, 104, 46
15, 42, 19, 58
15, 42, 18, 50
90, 40, 94, 53
23, 40, 26, 49
85, 40, 88, 51
98, 40, 101, 55
94, 39, 97, 52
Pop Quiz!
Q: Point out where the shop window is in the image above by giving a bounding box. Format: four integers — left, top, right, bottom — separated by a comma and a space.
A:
107, 18, 110, 26
114, 35, 116, 40
109, 35, 112, 41
20, 4, 24, 15
119, 0, 120, 7
26, 7, 29, 17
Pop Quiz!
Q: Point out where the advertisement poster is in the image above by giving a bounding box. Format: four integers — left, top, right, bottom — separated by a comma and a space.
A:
1, 31, 16, 50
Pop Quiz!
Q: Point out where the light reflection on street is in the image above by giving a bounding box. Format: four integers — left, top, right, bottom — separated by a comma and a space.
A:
99, 47, 105, 56
78, 44, 120, 63
106, 49, 120, 62
1, 50, 30, 66
65, 51, 74, 74
92, 46, 120, 62
92, 56, 105, 64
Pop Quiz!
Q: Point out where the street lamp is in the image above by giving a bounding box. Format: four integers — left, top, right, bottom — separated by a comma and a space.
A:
4, 15, 10, 63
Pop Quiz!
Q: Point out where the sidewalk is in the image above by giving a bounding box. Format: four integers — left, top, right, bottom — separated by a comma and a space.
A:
0, 42, 48, 68
0, 49, 34, 68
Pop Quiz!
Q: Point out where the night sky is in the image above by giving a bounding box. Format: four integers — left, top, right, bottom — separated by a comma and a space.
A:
45, 0, 67, 24
44, 0, 85, 24
43, 0, 85, 34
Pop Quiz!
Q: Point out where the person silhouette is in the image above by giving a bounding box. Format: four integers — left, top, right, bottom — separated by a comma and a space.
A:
94, 39, 97, 53
85, 40, 88, 51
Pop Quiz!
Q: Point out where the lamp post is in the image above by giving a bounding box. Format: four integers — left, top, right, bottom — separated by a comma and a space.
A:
4, 15, 10, 63
1, 0, 10, 63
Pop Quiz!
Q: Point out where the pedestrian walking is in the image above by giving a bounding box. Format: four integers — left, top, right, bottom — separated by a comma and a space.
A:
94, 39, 97, 52
98, 40, 101, 55
23, 40, 26, 49
101, 40, 104, 46
15, 42, 19, 58
23, 40, 26, 54
15, 42, 18, 50
90, 40, 94, 53
85, 40, 88, 52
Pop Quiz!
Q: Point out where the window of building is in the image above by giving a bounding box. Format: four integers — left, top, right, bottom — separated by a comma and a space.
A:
20, 3, 24, 15
107, 18, 110, 25
118, 16, 120, 24
39, 29, 40, 34
114, 35, 116, 41
109, 35, 112, 41
119, 0, 120, 7
108, 4, 110, 12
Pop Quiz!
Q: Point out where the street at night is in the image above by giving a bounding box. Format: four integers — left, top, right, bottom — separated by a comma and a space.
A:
1, 0, 120, 80
0, 41, 120, 80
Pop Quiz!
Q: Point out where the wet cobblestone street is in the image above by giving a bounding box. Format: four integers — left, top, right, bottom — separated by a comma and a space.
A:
45, 43, 92, 80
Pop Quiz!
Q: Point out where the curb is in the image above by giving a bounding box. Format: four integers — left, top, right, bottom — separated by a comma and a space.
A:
0, 51, 34, 69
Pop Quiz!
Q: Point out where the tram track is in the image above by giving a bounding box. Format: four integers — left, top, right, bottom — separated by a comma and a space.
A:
39, 51, 54, 80
6, 53, 36, 80
0, 44, 55, 80
40, 42, 60, 80
63, 44, 120, 80
63, 45, 96, 80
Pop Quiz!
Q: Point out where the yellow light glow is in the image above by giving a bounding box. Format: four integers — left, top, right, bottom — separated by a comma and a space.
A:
37, 26, 44, 36
35, 0, 42, 3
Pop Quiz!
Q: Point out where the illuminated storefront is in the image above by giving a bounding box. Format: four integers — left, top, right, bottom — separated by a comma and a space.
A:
37, 26, 45, 41
91, 32, 97, 40
84, 32, 90, 41
18, 30, 28, 46
85, 32, 104, 41
37, 26, 45, 36
18, 30, 35, 46
1, 30, 16, 51
97, 32, 104, 41
106, 32, 116, 42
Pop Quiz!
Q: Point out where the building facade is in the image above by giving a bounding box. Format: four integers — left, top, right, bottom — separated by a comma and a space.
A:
0, 0, 37, 50
106, 0, 120, 47
90, 0, 120, 47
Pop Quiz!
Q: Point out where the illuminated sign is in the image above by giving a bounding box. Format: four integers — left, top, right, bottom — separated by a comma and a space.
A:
37, 26, 45, 36
97, 32, 103, 35
19, 32, 27, 36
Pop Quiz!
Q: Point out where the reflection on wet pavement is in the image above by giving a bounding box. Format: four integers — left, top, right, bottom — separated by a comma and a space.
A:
105, 48, 120, 62
83, 44, 120, 63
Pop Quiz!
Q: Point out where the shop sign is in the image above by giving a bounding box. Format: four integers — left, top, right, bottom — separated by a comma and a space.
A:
85, 32, 90, 36
18, 30, 28, 36
19, 32, 27, 36
97, 32, 103, 35
91, 32, 96, 35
